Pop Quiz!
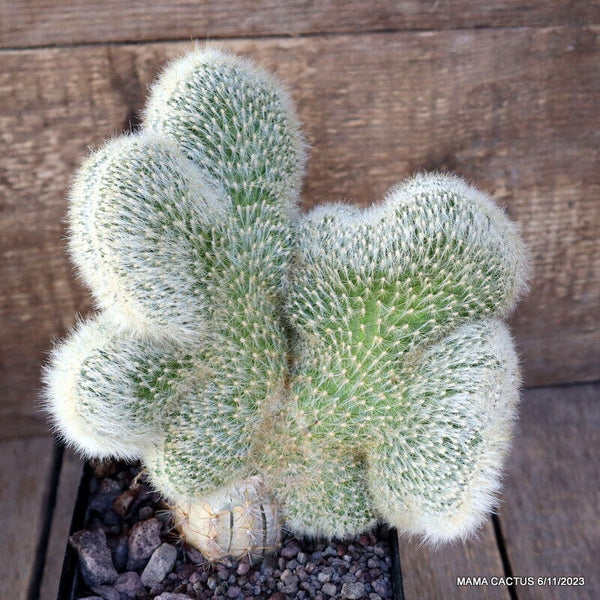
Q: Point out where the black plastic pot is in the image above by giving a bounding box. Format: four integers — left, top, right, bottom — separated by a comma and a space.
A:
57, 461, 94, 600
57, 463, 405, 600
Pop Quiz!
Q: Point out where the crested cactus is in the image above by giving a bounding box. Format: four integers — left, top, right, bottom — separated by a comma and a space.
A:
45, 47, 528, 559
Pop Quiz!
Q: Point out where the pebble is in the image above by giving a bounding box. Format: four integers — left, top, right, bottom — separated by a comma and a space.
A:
111, 535, 129, 571
227, 585, 242, 598
113, 571, 144, 598
70, 529, 118, 588
177, 563, 196, 580
317, 571, 331, 583
154, 594, 192, 600
267, 593, 289, 600
91, 459, 120, 479
300, 581, 316, 594
150, 582, 165, 596
138, 505, 154, 520
372, 577, 390, 597
358, 533, 375, 547
113, 487, 138, 517
237, 558, 251, 576
280, 569, 299, 593
280, 541, 301, 559
126, 517, 162, 570
184, 543, 206, 565
321, 582, 338, 596
89, 479, 122, 514
341, 581, 366, 599
90, 586, 119, 600
140, 543, 178, 587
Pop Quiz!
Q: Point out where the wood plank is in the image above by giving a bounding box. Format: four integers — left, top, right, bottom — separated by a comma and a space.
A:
1, 27, 599, 437
1, 1, 598, 49
39, 447, 84, 600
399, 520, 509, 599
0, 436, 56, 600
499, 383, 600, 600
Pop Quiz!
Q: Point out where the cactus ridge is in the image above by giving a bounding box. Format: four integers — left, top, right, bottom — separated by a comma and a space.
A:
44, 47, 528, 554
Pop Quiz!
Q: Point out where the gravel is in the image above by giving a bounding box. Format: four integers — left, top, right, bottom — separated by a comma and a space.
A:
141, 544, 179, 587
69, 529, 118, 588
69, 460, 396, 599
127, 518, 163, 570
90, 585, 119, 600
114, 571, 145, 598
341, 582, 365, 599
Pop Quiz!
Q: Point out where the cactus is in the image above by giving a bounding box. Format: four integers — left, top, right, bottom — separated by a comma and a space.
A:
172, 476, 282, 560
264, 174, 527, 542
44, 47, 528, 559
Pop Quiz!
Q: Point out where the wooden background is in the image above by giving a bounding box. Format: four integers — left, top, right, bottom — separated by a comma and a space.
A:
0, 2, 599, 599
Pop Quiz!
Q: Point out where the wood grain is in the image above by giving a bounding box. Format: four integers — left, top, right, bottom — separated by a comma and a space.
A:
39, 447, 84, 600
1, 27, 599, 438
400, 520, 509, 599
499, 383, 600, 600
1, 1, 599, 48
0, 436, 56, 600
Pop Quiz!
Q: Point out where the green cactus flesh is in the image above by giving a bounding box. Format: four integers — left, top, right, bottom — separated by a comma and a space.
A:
45, 48, 528, 556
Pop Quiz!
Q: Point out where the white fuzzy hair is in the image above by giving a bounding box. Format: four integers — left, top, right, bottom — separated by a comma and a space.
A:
43, 314, 165, 459
68, 131, 228, 342
367, 319, 520, 544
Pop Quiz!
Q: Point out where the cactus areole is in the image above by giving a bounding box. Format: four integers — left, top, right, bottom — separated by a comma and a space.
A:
44, 48, 528, 560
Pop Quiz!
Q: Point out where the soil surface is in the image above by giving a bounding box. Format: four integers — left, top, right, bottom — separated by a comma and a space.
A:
68, 460, 396, 600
